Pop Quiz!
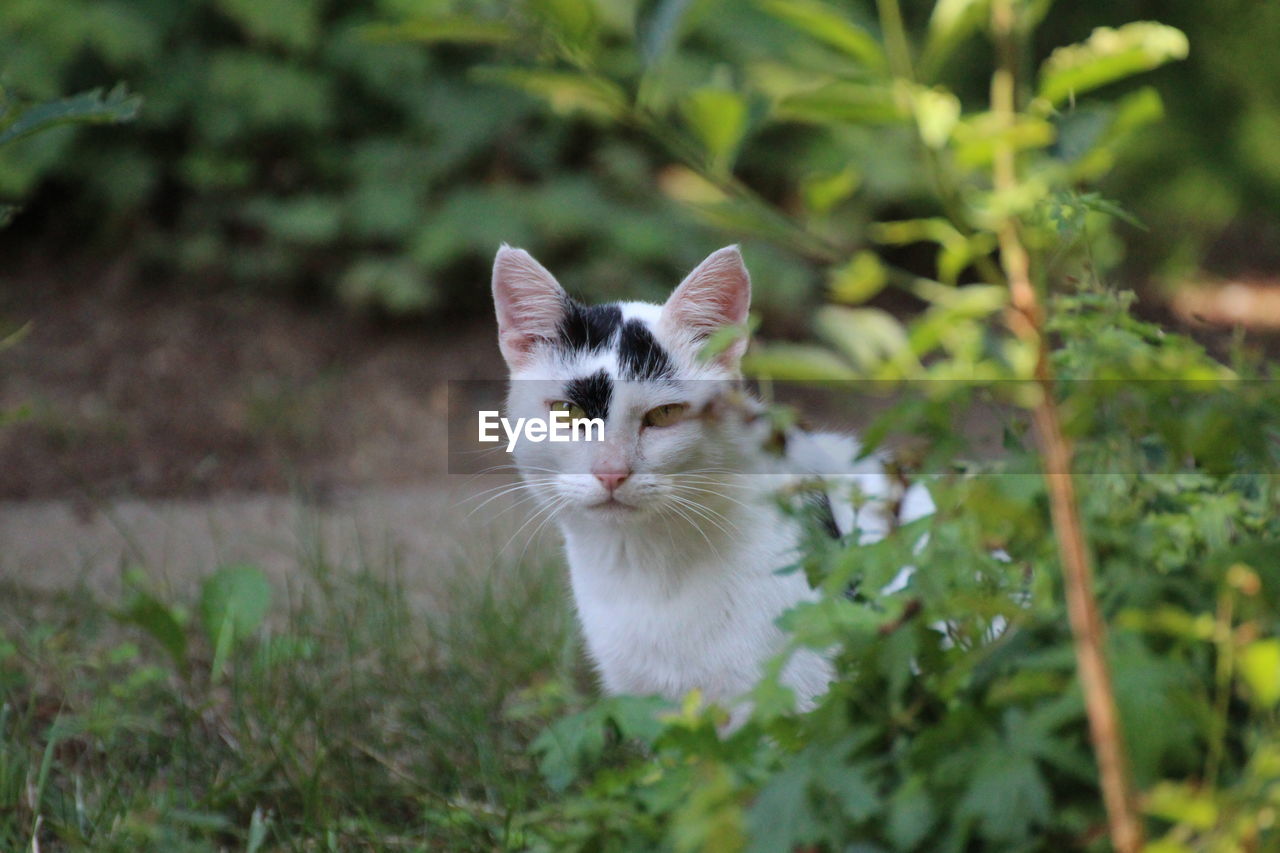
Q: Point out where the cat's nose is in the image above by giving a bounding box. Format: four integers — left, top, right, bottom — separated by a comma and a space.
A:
592, 464, 631, 493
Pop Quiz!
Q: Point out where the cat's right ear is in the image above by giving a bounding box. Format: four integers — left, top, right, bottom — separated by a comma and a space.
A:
492, 245, 567, 370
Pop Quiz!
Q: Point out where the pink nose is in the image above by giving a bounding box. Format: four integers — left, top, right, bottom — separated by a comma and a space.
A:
593, 466, 631, 492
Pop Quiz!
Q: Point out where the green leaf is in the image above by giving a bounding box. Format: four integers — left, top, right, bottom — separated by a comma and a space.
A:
210, 611, 236, 682
1144, 781, 1219, 830
637, 0, 700, 64
776, 597, 881, 648
774, 81, 905, 125
887, 776, 935, 850
741, 343, 860, 381
472, 68, 628, 120
530, 0, 599, 52
801, 164, 862, 214
746, 762, 823, 853
698, 321, 754, 363
755, 0, 886, 70
204, 51, 333, 132
923, 0, 991, 75
1239, 639, 1280, 709
951, 112, 1055, 168
680, 87, 749, 172
215, 0, 321, 50
828, 252, 887, 304
113, 569, 188, 673
816, 305, 914, 376
199, 564, 272, 649
242, 195, 343, 244
0, 85, 141, 148
361, 17, 517, 46
532, 695, 670, 791
1058, 87, 1165, 180
1038, 23, 1189, 107
912, 86, 961, 149
246, 807, 270, 853
813, 756, 878, 822
957, 750, 1051, 842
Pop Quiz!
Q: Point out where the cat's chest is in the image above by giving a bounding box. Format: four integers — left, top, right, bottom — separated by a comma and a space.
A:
561, 531, 809, 698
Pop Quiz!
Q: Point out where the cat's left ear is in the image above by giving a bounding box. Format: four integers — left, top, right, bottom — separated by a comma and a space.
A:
492, 245, 568, 370
660, 245, 751, 368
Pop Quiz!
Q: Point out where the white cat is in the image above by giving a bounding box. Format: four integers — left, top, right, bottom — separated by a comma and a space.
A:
491, 244, 931, 726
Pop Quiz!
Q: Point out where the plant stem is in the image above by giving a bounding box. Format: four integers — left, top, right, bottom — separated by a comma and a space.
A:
988, 2, 1144, 851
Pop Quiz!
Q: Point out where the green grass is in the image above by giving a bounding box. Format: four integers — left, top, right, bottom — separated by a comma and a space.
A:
0, 533, 591, 850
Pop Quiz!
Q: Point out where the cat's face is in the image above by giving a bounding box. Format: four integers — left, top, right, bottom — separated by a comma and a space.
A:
492, 245, 753, 525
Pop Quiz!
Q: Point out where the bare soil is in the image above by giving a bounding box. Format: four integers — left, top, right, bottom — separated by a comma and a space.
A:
0, 258, 502, 503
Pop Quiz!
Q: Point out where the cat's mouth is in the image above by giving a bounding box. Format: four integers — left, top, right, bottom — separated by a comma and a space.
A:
589, 496, 638, 512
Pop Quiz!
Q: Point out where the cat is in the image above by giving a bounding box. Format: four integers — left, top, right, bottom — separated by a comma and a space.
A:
491, 244, 932, 727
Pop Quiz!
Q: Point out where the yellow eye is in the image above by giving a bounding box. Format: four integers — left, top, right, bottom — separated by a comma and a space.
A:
643, 403, 689, 428
550, 400, 588, 421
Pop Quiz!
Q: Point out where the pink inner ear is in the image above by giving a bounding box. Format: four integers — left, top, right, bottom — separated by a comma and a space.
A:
492, 246, 567, 368
664, 246, 751, 338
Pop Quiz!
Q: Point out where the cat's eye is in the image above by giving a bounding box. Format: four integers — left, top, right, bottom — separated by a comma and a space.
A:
643, 403, 689, 428
550, 400, 588, 421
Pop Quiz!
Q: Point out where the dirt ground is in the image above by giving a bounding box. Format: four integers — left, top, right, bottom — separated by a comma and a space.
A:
0, 259, 528, 592
0, 258, 506, 502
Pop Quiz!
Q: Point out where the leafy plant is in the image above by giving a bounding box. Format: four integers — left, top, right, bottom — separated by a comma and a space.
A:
377, 1, 1280, 850
0, 82, 139, 226
0, 0, 817, 315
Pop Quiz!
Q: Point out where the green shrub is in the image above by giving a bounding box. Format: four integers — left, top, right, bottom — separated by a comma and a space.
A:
389, 1, 1280, 850
6, 0, 1277, 311
0, 0, 825, 314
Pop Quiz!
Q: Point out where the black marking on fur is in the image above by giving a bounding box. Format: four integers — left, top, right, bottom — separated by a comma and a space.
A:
565, 369, 613, 421
807, 490, 842, 539
617, 319, 674, 381
558, 300, 622, 353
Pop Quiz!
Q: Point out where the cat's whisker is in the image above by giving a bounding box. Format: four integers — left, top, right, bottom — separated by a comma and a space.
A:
498, 493, 567, 558
515, 496, 572, 566
664, 494, 738, 540
659, 500, 721, 559
654, 504, 680, 554
664, 487, 742, 524
672, 474, 755, 494
463, 476, 552, 501
463, 478, 558, 517
469, 490, 559, 526
478, 489, 558, 525
463, 473, 556, 495
462, 461, 565, 484
669, 483, 755, 512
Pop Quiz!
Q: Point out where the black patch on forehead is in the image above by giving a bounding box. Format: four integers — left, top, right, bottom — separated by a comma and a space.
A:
617, 319, 674, 381
565, 369, 613, 421
559, 300, 623, 353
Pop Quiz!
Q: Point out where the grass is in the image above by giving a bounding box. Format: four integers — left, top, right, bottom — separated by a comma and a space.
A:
0, 519, 591, 850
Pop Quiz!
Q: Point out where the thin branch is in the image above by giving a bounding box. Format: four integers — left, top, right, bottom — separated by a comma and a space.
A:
988, 2, 1144, 851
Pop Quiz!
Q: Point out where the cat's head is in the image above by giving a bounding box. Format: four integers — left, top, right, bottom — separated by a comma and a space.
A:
492, 245, 753, 524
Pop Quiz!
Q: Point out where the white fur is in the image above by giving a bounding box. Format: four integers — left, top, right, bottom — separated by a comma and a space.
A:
492, 246, 932, 725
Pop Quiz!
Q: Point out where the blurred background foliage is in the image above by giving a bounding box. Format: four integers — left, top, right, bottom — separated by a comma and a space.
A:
1, 0, 1278, 323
